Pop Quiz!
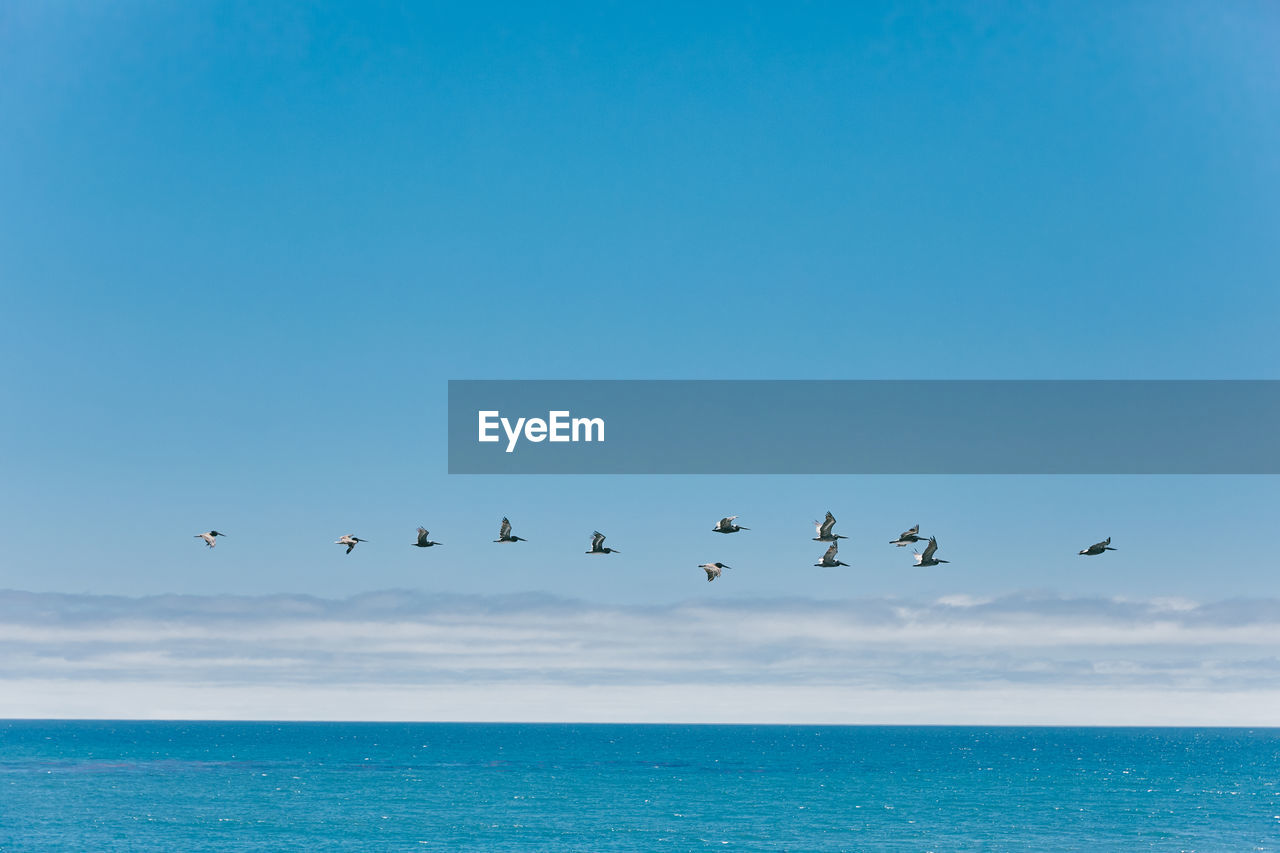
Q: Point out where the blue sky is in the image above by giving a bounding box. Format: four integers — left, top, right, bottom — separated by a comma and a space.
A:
1, 2, 1277, 719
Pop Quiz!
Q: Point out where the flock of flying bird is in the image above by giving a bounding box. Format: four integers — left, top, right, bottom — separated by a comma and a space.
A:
193, 515, 1118, 583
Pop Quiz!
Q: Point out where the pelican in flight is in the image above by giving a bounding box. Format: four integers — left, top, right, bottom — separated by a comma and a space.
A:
713, 516, 748, 534
913, 537, 949, 567
413, 527, 442, 548
699, 562, 731, 582
814, 542, 849, 568
890, 524, 926, 547
586, 531, 620, 554
494, 517, 526, 543
194, 531, 225, 548
335, 535, 367, 554
813, 511, 847, 542
1079, 537, 1117, 556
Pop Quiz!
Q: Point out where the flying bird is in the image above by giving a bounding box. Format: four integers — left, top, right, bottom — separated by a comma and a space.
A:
814, 542, 849, 568
586, 531, 620, 554
813, 511, 847, 542
335, 534, 367, 554
698, 562, 731, 582
194, 531, 225, 548
712, 516, 748, 534
890, 524, 926, 547
1078, 537, 1117, 556
913, 537, 949, 567
413, 527, 442, 548
494, 517, 526, 543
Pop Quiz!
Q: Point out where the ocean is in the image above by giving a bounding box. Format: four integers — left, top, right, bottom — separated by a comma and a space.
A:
1, 722, 1276, 851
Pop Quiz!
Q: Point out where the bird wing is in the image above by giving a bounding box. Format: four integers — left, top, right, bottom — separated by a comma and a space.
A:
718, 516, 737, 529
499, 518, 512, 539
591, 531, 605, 550
903, 524, 919, 537
417, 528, 429, 546
822, 542, 839, 563
921, 538, 938, 561
346, 542, 355, 554
820, 512, 836, 537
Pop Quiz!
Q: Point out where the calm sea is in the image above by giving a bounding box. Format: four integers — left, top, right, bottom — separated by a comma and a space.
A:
0, 722, 1276, 851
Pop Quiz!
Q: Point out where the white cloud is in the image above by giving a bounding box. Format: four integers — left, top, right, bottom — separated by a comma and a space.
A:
1, 589, 1278, 723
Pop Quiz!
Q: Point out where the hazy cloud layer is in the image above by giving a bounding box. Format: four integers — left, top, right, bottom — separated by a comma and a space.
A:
2, 590, 1278, 723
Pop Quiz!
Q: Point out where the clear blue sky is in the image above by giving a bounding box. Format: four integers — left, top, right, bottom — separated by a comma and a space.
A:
2, 1, 1277, 605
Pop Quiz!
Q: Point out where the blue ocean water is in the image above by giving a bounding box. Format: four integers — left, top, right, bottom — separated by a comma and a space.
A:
0, 722, 1277, 851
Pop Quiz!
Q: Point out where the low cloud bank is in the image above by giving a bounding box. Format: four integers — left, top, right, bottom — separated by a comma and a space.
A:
1, 589, 1277, 723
